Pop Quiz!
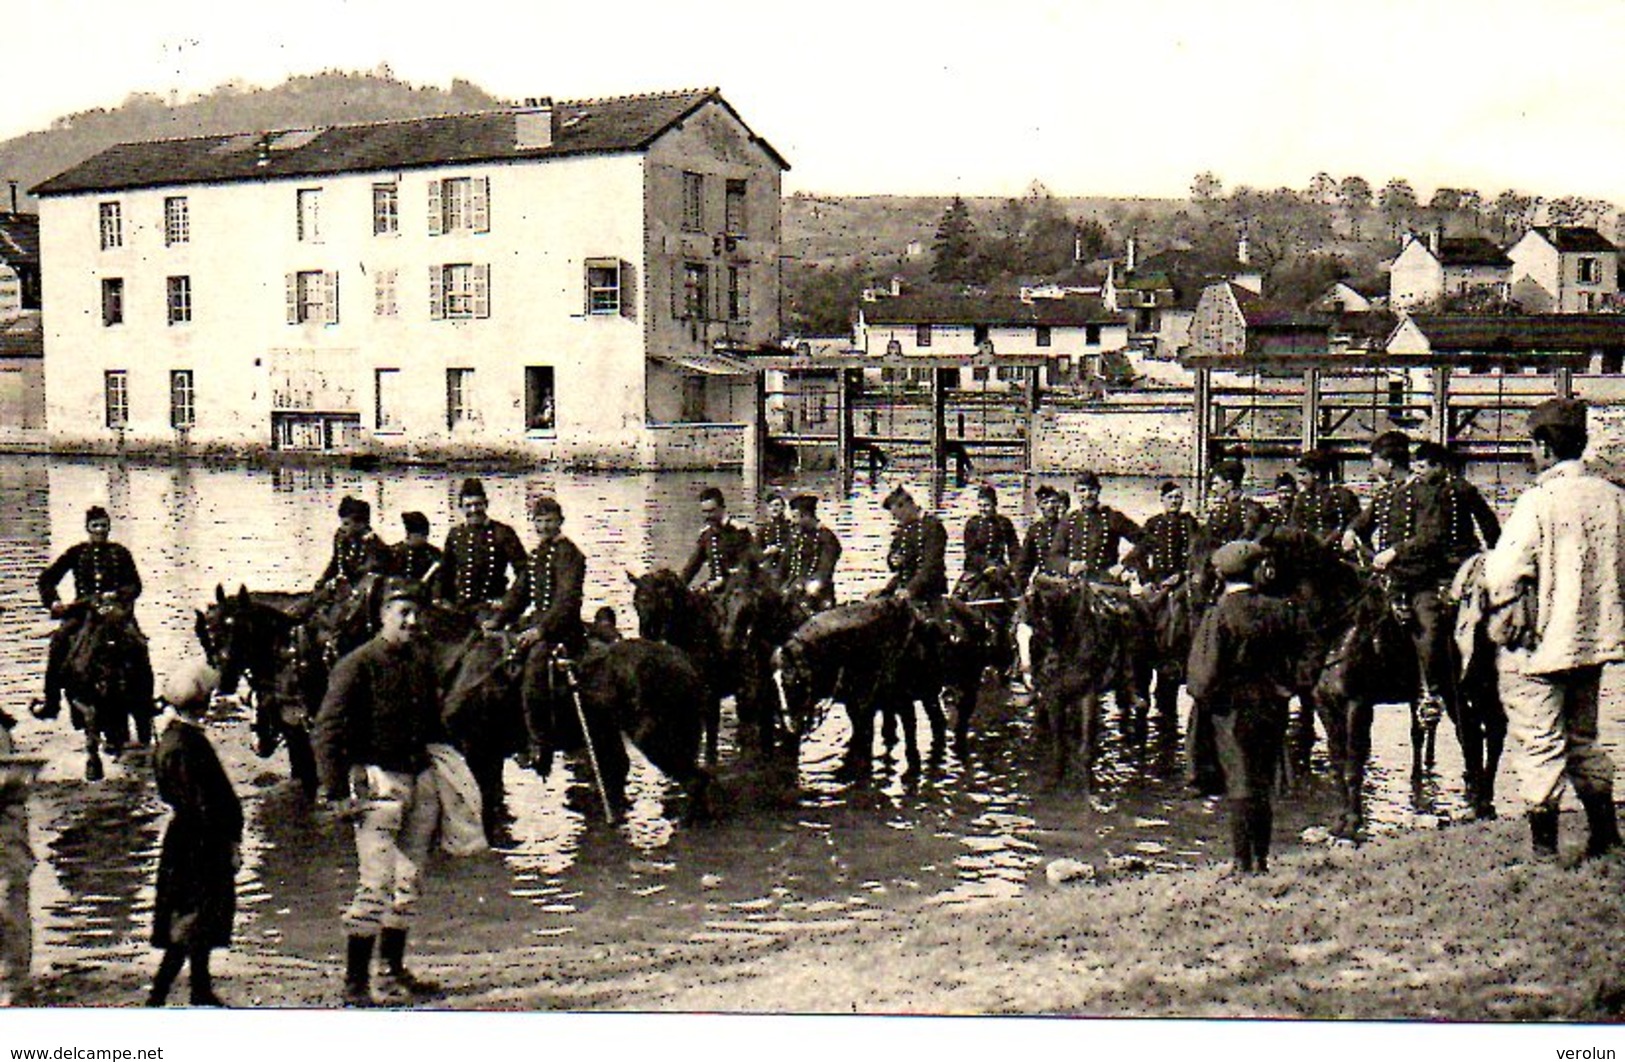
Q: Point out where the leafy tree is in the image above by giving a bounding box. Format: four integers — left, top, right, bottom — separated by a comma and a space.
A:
1191, 171, 1224, 204
930, 196, 978, 283
1339, 176, 1373, 237
1268, 253, 1351, 309
1072, 218, 1110, 263
1492, 190, 1538, 240
1307, 172, 1339, 205
1547, 195, 1587, 227
1379, 178, 1419, 238
783, 261, 869, 338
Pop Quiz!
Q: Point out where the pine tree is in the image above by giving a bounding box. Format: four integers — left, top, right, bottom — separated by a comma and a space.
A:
931, 196, 978, 283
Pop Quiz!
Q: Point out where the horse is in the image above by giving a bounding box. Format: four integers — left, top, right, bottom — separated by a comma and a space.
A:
1446, 553, 1509, 820
196, 585, 317, 794
951, 565, 1019, 684
1023, 575, 1154, 792
715, 565, 807, 760
628, 569, 723, 764
60, 601, 156, 782
430, 606, 532, 840
1139, 575, 1196, 721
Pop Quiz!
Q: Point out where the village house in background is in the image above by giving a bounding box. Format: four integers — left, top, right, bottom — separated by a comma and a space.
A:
30, 89, 785, 467
1387, 231, 1511, 311
0, 212, 43, 438
1506, 226, 1621, 313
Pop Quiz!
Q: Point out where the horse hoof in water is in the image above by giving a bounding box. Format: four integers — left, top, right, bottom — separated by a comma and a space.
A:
84, 755, 104, 782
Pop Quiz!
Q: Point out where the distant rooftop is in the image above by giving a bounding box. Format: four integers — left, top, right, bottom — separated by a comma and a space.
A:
861, 292, 1119, 328
1529, 226, 1618, 254
0, 214, 39, 268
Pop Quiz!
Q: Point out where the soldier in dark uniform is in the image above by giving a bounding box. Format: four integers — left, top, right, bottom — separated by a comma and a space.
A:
780, 494, 841, 613
961, 483, 1020, 591
1414, 441, 1500, 564
1128, 481, 1198, 586
390, 512, 442, 583
37, 506, 146, 721
319, 496, 389, 590
754, 492, 794, 581
873, 486, 948, 603
1203, 459, 1271, 546
1187, 540, 1303, 875
1286, 449, 1362, 548
1049, 470, 1141, 582
1015, 486, 1066, 588
678, 486, 755, 594
433, 478, 527, 619
494, 496, 586, 776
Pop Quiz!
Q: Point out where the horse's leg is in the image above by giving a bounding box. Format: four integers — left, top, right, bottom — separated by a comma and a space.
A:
1346, 697, 1374, 839
286, 726, 318, 799
880, 704, 898, 754
951, 680, 976, 761
1079, 690, 1101, 797
1313, 689, 1353, 838
704, 692, 721, 768
79, 698, 103, 782
835, 699, 876, 784
899, 698, 922, 782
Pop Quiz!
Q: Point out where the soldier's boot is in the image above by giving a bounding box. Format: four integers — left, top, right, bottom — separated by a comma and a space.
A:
1528, 806, 1561, 864
1579, 790, 1622, 860
1248, 796, 1274, 875
379, 927, 442, 1000
1226, 799, 1254, 876
343, 934, 376, 1008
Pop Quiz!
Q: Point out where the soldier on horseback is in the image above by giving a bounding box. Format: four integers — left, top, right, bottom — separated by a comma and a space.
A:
1048, 470, 1141, 583
434, 478, 527, 619
679, 486, 754, 596
961, 483, 1019, 592
754, 491, 794, 580
1128, 481, 1198, 588
1202, 459, 1271, 547
37, 506, 149, 723
1012, 486, 1068, 692
390, 512, 442, 583
780, 494, 841, 614
318, 496, 389, 591
492, 495, 586, 775
874, 485, 947, 604
1414, 441, 1500, 561
1285, 449, 1361, 548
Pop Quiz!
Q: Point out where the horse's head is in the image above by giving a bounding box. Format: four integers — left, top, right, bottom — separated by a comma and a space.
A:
717, 564, 789, 657
769, 639, 822, 739
205, 585, 256, 694
629, 568, 687, 640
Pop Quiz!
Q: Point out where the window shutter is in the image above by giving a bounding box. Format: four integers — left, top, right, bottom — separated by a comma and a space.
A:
427, 179, 443, 237
582, 261, 592, 317
672, 263, 682, 319
619, 260, 636, 319
285, 273, 298, 324
429, 265, 445, 320
473, 264, 490, 319
324, 271, 340, 325
472, 177, 490, 233
737, 269, 750, 321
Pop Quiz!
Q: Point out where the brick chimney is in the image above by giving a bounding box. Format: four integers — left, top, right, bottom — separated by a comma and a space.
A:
1427, 226, 1441, 256
515, 98, 554, 151
1126, 234, 1137, 273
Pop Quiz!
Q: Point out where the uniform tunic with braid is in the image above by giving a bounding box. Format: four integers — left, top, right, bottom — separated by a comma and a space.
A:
781, 524, 842, 609
1286, 485, 1362, 545
1015, 515, 1063, 586
884, 514, 948, 600
319, 529, 389, 586
755, 516, 794, 578
679, 523, 755, 586
1133, 511, 1199, 581
1049, 505, 1141, 580
39, 541, 142, 608
964, 513, 1019, 575
434, 520, 528, 608
389, 541, 442, 582
498, 536, 586, 653
1439, 473, 1501, 563
1202, 495, 1270, 548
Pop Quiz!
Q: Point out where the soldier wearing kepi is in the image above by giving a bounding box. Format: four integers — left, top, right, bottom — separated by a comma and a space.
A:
1049, 470, 1141, 582
873, 485, 947, 603
1202, 459, 1271, 546
1187, 540, 1304, 875
678, 486, 754, 595
1012, 485, 1068, 692
434, 478, 527, 619
780, 494, 842, 613
1129, 481, 1199, 586
1414, 441, 1501, 563
1286, 449, 1362, 548
318, 496, 389, 591
37, 506, 147, 721
314, 578, 447, 1007
494, 496, 586, 775
390, 512, 442, 583
1482, 398, 1624, 863
754, 491, 794, 581
962, 484, 1020, 591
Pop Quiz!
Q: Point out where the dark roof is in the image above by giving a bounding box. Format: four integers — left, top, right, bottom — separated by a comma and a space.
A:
0, 214, 39, 268
1406, 313, 1625, 352
0, 313, 42, 359
1532, 226, 1618, 253
1435, 237, 1511, 268
33, 89, 788, 196
861, 293, 1119, 327
1331, 310, 1400, 341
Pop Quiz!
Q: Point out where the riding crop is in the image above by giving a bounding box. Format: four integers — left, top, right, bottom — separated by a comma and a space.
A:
556, 654, 615, 825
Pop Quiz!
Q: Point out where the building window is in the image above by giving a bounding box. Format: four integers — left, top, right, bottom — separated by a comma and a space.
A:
164, 197, 190, 246
287, 271, 339, 324
374, 269, 398, 317
726, 266, 748, 321
972, 366, 990, 382
1035, 325, 1052, 347
682, 172, 705, 232
916, 324, 932, 347
431, 263, 490, 320
680, 375, 707, 422
373, 183, 399, 236
166, 276, 192, 325
1578, 257, 1602, 284
296, 188, 322, 243
1085, 324, 1102, 345
996, 365, 1031, 383
104, 371, 129, 428
170, 370, 195, 429
446, 368, 474, 429
586, 260, 622, 315
525, 366, 556, 431
375, 368, 401, 431
428, 176, 490, 235
680, 262, 709, 320
99, 202, 123, 250
725, 179, 747, 235
101, 278, 124, 326
974, 324, 990, 346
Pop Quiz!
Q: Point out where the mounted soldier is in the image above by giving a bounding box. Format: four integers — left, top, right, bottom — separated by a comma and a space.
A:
319, 496, 389, 592
873, 485, 948, 605
1048, 470, 1141, 583
1202, 459, 1271, 548
1012, 485, 1068, 692
389, 511, 442, 583
961, 483, 1020, 592
1414, 440, 1501, 564
678, 486, 755, 597
1285, 448, 1362, 549
37, 506, 149, 722
434, 478, 527, 621
780, 494, 841, 614
754, 491, 794, 581
1127, 481, 1198, 587
492, 495, 586, 776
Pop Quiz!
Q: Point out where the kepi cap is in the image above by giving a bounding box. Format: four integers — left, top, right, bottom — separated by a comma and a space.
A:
379, 577, 426, 607
1212, 539, 1265, 579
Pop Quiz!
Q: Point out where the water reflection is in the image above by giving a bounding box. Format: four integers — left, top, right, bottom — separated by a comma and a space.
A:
3, 453, 1613, 993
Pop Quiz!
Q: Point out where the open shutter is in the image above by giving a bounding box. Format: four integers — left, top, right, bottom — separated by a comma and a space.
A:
672, 263, 682, 319
472, 264, 490, 319
472, 177, 490, 233
324, 271, 340, 325
619, 260, 636, 319
582, 260, 592, 317
737, 268, 750, 322
427, 179, 443, 236
285, 273, 298, 324
428, 265, 445, 320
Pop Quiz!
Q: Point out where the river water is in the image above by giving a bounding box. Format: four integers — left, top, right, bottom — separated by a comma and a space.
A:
3, 454, 1615, 1003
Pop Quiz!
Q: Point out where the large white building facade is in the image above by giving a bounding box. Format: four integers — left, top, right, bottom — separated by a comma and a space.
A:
32, 90, 786, 467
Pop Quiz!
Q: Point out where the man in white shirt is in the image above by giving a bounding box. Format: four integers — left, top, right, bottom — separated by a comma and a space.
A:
1482, 397, 1625, 863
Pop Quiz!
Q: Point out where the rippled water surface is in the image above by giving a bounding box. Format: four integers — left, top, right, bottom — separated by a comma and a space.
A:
4, 455, 1616, 989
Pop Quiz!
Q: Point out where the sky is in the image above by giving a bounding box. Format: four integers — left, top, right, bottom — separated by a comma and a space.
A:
10, 0, 1625, 204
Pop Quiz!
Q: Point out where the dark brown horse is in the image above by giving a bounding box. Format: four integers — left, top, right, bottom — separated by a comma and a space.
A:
628, 569, 723, 764
716, 565, 806, 759
61, 601, 155, 782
